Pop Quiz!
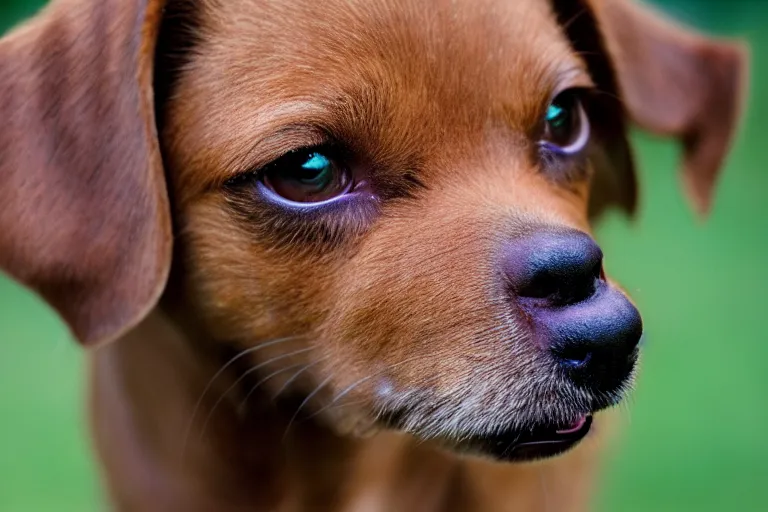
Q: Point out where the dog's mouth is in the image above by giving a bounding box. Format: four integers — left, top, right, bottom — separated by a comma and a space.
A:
378, 400, 598, 463
452, 414, 593, 462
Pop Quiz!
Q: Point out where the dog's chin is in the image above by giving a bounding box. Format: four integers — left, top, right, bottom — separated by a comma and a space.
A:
445, 414, 594, 463
319, 369, 634, 462
326, 401, 609, 463
370, 386, 629, 463
331, 410, 593, 462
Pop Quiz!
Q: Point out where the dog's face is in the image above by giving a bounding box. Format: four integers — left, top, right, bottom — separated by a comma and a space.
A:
161, 0, 639, 461
0, 0, 747, 463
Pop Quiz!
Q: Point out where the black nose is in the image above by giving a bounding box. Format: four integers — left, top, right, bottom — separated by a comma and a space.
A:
503, 229, 643, 393
505, 229, 603, 306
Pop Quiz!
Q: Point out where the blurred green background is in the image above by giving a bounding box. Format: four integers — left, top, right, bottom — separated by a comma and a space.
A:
1, 1, 766, 511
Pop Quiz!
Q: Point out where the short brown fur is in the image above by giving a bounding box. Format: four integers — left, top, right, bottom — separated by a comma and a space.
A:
0, 0, 747, 510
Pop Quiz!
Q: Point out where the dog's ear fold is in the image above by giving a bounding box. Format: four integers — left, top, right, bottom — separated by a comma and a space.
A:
590, 0, 749, 217
0, 0, 171, 346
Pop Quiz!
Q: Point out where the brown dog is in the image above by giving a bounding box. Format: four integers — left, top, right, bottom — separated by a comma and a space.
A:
0, 0, 747, 510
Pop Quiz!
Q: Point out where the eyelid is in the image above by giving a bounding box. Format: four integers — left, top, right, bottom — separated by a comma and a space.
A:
552, 65, 594, 96
224, 124, 332, 181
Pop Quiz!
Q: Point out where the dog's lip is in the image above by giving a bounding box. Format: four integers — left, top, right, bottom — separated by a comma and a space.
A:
555, 414, 588, 434
457, 414, 593, 463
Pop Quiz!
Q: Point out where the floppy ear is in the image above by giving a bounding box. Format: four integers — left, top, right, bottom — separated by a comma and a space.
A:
0, 0, 171, 346
590, 0, 749, 217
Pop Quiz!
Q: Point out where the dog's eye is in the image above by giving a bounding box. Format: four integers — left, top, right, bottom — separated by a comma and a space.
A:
540, 90, 589, 155
261, 148, 352, 203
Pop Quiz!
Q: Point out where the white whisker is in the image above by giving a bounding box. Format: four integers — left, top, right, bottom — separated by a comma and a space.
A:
198, 346, 315, 439
181, 335, 301, 459
270, 357, 327, 400
239, 361, 309, 410
283, 374, 334, 441
305, 353, 429, 422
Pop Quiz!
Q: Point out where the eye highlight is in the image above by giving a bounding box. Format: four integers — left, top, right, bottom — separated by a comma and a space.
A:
260, 147, 352, 204
540, 89, 590, 156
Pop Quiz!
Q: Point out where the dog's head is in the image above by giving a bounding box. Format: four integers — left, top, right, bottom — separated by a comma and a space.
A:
0, 0, 747, 462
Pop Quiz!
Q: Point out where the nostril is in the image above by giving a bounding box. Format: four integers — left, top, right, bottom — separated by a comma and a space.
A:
522, 271, 561, 300
592, 258, 603, 280
553, 346, 592, 369
504, 228, 604, 307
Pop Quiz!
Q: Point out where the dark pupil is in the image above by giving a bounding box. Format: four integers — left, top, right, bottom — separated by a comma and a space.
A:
545, 94, 578, 146
293, 152, 332, 186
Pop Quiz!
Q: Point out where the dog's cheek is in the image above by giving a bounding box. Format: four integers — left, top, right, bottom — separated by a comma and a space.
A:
314, 205, 534, 419
174, 197, 340, 342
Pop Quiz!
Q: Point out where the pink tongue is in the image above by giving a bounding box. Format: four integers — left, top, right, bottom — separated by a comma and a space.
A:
556, 415, 587, 434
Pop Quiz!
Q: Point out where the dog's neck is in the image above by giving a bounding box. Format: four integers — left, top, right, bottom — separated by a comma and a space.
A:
88, 309, 604, 512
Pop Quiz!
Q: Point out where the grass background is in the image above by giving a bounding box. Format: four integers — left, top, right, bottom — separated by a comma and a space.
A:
1, 1, 766, 510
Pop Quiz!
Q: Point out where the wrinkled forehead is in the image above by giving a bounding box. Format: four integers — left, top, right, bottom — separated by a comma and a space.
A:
169, 0, 590, 182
